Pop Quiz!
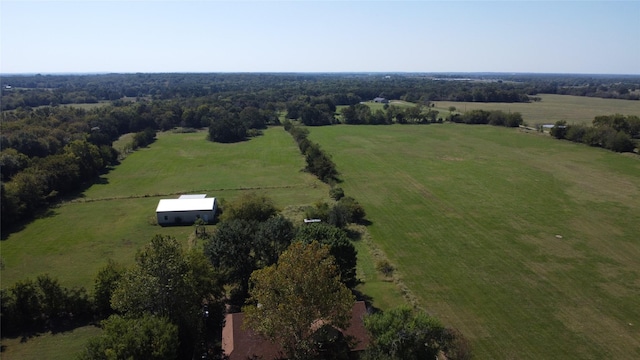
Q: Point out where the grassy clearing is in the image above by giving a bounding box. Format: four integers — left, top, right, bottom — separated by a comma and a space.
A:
434, 94, 640, 126
308, 124, 640, 359
0, 326, 101, 360
1, 127, 329, 290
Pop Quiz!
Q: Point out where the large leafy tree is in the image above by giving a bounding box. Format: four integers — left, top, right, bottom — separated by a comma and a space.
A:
219, 192, 278, 222
243, 241, 354, 360
207, 112, 246, 143
93, 259, 124, 317
204, 215, 294, 306
295, 223, 358, 288
80, 314, 178, 360
362, 306, 446, 360
111, 235, 223, 358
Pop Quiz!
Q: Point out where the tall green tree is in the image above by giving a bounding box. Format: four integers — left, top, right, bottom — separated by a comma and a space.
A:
363, 307, 446, 360
219, 192, 278, 222
93, 259, 124, 317
111, 235, 223, 358
80, 314, 178, 360
204, 215, 295, 306
243, 241, 355, 360
296, 223, 358, 288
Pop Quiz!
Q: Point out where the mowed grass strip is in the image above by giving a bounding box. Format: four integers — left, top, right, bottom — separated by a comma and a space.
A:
1, 127, 329, 290
308, 124, 640, 359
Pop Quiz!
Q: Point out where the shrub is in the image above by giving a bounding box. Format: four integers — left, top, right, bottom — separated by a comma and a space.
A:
329, 187, 345, 201
375, 260, 394, 277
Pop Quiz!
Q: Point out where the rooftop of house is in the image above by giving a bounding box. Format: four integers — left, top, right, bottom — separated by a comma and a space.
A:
222, 301, 370, 360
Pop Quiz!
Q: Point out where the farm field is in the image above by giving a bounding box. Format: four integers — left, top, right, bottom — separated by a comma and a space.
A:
308, 124, 640, 359
434, 94, 640, 126
1, 128, 329, 291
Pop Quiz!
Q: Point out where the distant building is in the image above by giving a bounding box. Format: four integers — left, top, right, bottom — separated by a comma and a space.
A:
222, 301, 370, 360
156, 195, 217, 225
373, 97, 389, 104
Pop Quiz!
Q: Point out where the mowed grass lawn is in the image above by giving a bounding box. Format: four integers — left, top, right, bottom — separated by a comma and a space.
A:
309, 124, 640, 359
1, 128, 329, 291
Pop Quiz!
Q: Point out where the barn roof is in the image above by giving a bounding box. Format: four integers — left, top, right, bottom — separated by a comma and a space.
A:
156, 198, 216, 212
179, 194, 207, 199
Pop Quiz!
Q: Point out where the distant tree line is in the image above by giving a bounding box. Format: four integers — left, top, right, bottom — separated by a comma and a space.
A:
448, 109, 524, 127
550, 114, 640, 153
6, 72, 637, 112
341, 102, 443, 125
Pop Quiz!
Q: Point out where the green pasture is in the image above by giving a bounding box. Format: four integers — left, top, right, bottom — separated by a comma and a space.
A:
308, 124, 640, 359
0, 325, 101, 360
1, 128, 329, 291
336, 95, 640, 127
434, 94, 640, 126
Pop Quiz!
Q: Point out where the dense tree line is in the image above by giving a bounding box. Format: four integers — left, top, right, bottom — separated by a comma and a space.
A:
448, 109, 524, 127
550, 114, 639, 153
284, 121, 339, 183
0, 104, 144, 231
5, 73, 637, 112
1, 274, 93, 336
342, 102, 443, 125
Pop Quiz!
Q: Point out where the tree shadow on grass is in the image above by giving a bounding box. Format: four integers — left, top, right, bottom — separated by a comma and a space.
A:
345, 219, 373, 241
352, 288, 381, 314
1, 209, 59, 240
1, 175, 110, 239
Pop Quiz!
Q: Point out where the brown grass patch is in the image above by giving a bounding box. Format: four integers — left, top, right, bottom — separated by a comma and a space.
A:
555, 305, 640, 359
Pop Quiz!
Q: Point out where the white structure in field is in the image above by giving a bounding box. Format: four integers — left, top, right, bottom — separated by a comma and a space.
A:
156, 194, 217, 226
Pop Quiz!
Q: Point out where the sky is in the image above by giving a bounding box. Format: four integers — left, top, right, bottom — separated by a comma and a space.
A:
1, 0, 639, 75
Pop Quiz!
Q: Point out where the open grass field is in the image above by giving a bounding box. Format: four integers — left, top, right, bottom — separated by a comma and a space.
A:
1, 127, 330, 357
0, 325, 101, 360
3, 119, 639, 358
308, 124, 640, 359
1, 128, 329, 291
434, 94, 640, 126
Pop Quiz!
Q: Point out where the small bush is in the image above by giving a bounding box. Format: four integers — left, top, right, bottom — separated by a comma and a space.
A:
375, 260, 394, 277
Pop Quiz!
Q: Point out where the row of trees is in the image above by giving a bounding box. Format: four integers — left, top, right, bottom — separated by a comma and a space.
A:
1, 274, 93, 336
284, 121, 339, 183
449, 109, 524, 127
551, 114, 639, 153
1, 139, 118, 228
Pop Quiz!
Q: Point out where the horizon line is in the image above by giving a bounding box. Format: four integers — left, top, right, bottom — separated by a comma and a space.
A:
2, 71, 640, 77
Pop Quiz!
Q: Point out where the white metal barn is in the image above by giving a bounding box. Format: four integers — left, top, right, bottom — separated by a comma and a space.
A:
156, 195, 217, 226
